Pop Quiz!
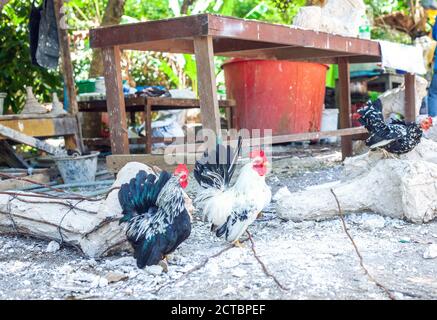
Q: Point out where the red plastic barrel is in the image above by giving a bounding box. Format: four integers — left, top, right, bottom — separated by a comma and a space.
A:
223, 59, 327, 136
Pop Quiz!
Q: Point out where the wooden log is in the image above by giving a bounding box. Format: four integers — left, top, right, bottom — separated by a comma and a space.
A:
0, 162, 193, 257
276, 147, 437, 224
102, 46, 130, 154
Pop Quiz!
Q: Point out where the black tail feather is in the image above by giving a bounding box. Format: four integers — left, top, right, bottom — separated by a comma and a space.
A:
194, 136, 242, 190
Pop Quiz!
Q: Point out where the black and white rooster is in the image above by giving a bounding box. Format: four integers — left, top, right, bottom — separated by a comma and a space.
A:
193, 137, 271, 246
358, 99, 433, 155
118, 165, 191, 269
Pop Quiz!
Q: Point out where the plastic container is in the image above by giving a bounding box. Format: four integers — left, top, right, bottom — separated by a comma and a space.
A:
51, 151, 100, 184
0, 92, 6, 115
76, 79, 96, 94
320, 108, 339, 143
223, 59, 327, 136
95, 77, 106, 94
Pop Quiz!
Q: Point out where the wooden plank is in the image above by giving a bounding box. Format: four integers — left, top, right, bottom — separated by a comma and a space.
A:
78, 98, 235, 112
207, 15, 381, 58
107, 154, 198, 174
0, 173, 50, 192
404, 73, 416, 122
90, 15, 208, 49
338, 57, 353, 159
0, 141, 29, 168
102, 46, 129, 154
0, 124, 63, 155
194, 36, 221, 141
0, 117, 78, 138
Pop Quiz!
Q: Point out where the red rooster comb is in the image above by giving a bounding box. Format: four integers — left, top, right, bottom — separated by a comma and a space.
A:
174, 164, 189, 176
249, 149, 266, 160
420, 116, 433, 131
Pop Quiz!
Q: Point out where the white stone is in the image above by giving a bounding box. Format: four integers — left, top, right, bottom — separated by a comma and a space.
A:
423, 244, 437, 259
145, 265, 163, 276
272, 187, 292, 202
45, 241, 60, 253
360, 214, 386, 230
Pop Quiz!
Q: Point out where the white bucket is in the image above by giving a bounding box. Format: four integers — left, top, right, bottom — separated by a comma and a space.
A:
320, 108, 339, 143
0, 92, 6, 115
51, 151, 100, 184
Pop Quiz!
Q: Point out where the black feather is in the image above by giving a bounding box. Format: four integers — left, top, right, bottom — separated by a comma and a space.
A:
215, 216, 230, 238
194, 136, 242, 190
118, 170, 171, 223
118, 171, 191, 268
358, 99, 423, 154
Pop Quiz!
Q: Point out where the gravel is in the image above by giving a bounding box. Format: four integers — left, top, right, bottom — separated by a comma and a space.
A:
1, 143, 437, 300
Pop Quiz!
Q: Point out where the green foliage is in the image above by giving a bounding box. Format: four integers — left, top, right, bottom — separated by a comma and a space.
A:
0, 1, 62, 114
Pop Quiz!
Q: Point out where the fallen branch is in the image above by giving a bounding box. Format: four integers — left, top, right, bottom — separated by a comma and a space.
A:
330, 188, 396, 300
246, 230, 289, 291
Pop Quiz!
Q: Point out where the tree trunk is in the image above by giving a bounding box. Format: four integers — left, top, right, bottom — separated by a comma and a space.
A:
89, 0, 126, 78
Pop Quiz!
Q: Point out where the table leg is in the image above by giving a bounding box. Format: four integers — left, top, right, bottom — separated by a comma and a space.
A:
404, 73, 416, 122
225, 107, 232, 130
194, 36, 221, 145
145, 101, 152, 154
102, 46, 129, 155
338, 57, 353, 160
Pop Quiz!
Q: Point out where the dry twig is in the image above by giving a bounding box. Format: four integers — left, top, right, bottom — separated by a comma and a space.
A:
330, 188, 396, 300
246, 230, 289, 291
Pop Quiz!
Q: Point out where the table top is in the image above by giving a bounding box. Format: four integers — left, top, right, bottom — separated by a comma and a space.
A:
90, 14, 381, 64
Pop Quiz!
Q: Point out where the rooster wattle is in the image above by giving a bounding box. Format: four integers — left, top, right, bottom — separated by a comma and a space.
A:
118, 164, 191, 269
193, 137, 271, 245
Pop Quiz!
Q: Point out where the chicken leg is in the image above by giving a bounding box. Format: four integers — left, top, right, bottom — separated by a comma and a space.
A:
232, 240, 245, 248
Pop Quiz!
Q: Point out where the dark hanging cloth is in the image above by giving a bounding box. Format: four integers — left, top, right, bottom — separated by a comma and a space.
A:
29, 0, 42, 66
35, 0, 60, 69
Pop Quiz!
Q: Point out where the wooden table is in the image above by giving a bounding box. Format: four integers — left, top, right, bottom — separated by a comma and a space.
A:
78, 96, 236, 153
90, 14, 417, 160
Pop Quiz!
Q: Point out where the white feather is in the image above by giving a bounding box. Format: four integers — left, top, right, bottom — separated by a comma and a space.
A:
195, 161, 271, 232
